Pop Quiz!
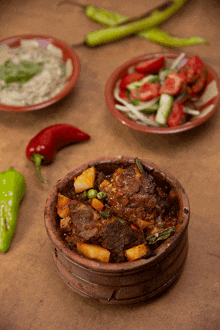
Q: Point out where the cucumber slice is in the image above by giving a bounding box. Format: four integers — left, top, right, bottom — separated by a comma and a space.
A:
127, 75, 159, 91
155, 94, 173, 125
140, 103, 159, 113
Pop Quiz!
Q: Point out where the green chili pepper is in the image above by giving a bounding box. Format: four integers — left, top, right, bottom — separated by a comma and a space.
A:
139, 27, 208, 47
84, 5, 128, 26
114, 216, 127, 225
0, 167, 26, 253
83, 1, 208, 48
135, 157, 144, 175
99, 210, 112, 218
146, 226, 175, 245
84, 0, 187, 47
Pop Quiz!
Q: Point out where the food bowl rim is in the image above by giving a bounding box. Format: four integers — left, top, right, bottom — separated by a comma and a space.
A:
104, 52, 220, 134
0, 34, 81, 112
44, 156, 190, 273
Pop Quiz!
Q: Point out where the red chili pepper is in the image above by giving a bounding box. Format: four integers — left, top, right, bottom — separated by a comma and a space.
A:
167, 101, 184, 127
159, 71, 183, 96
135, 56, 165, 74
26, 124, 90, 183
119, 73, 145, 89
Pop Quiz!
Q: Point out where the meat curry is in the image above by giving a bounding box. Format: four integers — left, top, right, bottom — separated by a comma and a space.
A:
56, 158, 179, 263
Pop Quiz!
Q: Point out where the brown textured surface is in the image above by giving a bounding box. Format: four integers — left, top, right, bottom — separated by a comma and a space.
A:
0, 0, 220, 329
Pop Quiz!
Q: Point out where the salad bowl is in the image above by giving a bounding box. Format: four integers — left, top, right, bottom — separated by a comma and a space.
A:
105, 52, 220, 134
0, 34, 81, 112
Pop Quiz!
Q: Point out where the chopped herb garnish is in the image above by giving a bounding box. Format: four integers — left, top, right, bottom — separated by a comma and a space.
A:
135, 157, 144, 175
146, 226, 175, 244
114, 216, 127, 225
0, 60, 44, 86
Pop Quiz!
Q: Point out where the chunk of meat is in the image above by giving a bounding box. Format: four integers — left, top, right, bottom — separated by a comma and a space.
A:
99, 165, 160, 224
60, 216, 72, 232
68, 201, 103, 243
101, 220, 145, 263
59, 163, 179, 263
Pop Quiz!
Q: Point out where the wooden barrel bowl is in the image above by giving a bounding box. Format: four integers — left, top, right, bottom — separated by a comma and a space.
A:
44, 156, 190, 304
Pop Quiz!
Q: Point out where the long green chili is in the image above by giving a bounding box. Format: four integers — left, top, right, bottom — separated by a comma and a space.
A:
139, 27, 208, 47
0, 167, 26, 253
84, 5, 128, 27
83, 1, 208, 47
84, 0, 187, 47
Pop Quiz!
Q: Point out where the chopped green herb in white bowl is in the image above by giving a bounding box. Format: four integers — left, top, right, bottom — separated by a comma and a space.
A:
0, 35, 80, 112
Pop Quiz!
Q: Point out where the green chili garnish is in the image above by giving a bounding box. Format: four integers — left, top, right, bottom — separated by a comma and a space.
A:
135, 157, 144, 175
146, 226, 175, 244
99, 210, 112, 218
114, 216, 127, 225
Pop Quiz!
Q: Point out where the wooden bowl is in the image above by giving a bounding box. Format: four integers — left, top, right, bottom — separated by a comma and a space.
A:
44, 156, 190, 304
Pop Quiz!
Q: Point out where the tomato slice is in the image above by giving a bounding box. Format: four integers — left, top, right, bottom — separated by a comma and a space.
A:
179, 55, 207, 99
119, 88, 130, 101
192, 72, 207, 94
135, 56, 165, 74
130, 88, 141, 99
167, 101, 184, 127
178, 70, 187, 83
119, 73, 145, 89
186, 55, 204, 72
139, 82, 160, 101
159, 71, 183, 96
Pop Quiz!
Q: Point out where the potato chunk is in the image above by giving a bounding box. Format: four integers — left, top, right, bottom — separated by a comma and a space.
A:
77, 242, 110, 263
74, 167, 96, 193
57, 193, 70, 218
125, 244, 149, 261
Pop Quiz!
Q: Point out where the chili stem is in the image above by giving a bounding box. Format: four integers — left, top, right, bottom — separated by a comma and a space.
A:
31, 153, 47, 183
